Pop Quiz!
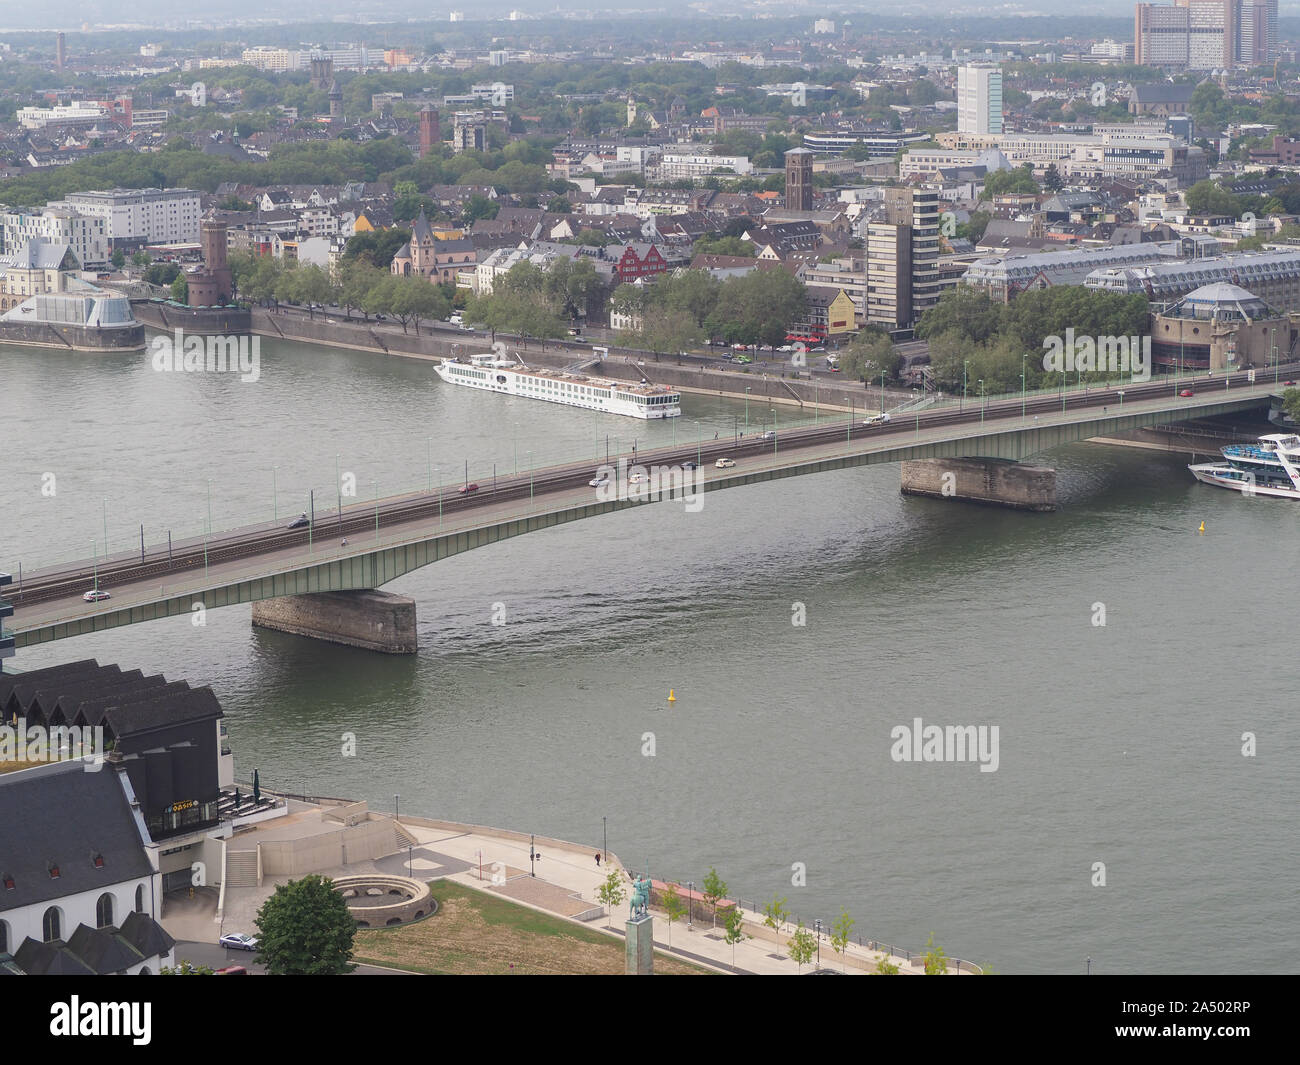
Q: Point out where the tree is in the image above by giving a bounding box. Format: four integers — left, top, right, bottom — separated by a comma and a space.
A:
546, 195, 572, 213
1042, 163, 1063, 192
761, 895, 789, 938
464, 193, 499, 224
342, 228, 412, 270
111, 247, 126, 269
132, 250, 152, 268
723, 903, 749, 966
706, 267, 805, 347
830, 910, 855, 972
253, 873, 357, 975
923, 931, 949, 975
701, 867, 727, 929
339, 261, 386, 320
875, 953, 900, 975
596, 869, 627, 929
170, 275, 189, 303
1282, 387, 1300, 422
161, 960, 213, 974
692, 234, 754, 258
388, 274, 449, 333
662, 882, 686, 948
983, 164, 1039, 198
840, 330, 899, 383
787, 922, 816, 971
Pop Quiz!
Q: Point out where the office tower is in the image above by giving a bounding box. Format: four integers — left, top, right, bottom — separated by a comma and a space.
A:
867, 188, 941, 330
957, 64, 1003, 135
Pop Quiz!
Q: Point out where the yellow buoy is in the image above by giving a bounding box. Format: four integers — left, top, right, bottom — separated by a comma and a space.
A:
1198, 521, 1205, 534
667, 689, 676, 703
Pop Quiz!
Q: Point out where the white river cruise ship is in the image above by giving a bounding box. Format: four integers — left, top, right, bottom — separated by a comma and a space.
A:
433, 352, 681, 419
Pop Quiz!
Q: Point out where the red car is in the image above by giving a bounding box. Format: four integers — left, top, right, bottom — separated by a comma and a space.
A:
1178, 389, 1194, 397
457, 483, 479, 494
1284, 380, 1297, 386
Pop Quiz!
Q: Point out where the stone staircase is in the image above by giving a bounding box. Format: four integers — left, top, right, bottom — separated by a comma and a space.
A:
225, 849, 259, 888
393, 821, 419, 848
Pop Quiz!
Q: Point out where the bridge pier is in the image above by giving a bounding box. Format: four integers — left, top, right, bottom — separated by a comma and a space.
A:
251, 590, 418, 654
900, 458, 1056, 512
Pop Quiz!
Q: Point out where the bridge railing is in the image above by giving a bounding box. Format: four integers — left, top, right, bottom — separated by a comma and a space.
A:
13, 383, 1276, 633
6, 372, 1285, 588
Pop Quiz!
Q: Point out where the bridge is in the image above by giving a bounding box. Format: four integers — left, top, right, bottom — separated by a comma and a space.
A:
4, 369, 1286, 654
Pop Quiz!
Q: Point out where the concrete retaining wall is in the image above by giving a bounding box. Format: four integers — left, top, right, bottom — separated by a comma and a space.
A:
242, 308, 904, 413
0, 320, 145, 351
900, 457, 1056, 512
132, 301, 251, 335
259, 819, 399, 876
251, 589, 417, 653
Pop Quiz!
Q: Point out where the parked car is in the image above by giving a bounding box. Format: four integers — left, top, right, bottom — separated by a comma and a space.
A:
715, 457, 736, 469
219, 932, 258, 952
287, 513, 310, 528
82, 589, 111, 602
457, 483, 479, 494
214, 965, 248, 975
733, 354, 752, 365
1178, 389, 1194, 397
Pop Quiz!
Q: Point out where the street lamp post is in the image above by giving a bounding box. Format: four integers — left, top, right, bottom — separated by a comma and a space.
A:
962, 360, 968, 412
91, 540, 98, 594
687, 880, 694, 930
335, 453, 342, 528
206, 479, 213, 536
744, 387, 750, 434
978, 380, 986, 425
427, 437, 432, 492
102, 498, 108, 557
272, 465, 279, 521
1021, 354, 1028, 423
815, 918, 822, 970
527, 451, 534, 505
371, 481, 379, 540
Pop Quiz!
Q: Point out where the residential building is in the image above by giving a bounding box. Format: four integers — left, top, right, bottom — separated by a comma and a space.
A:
0, 241, 82, 312
1134, 1, 1238, 70
957, 63, 1003, 136
0, 208, 107, 266
48, 188, 202, 248
795, 286, 857, 341
866, 187, 943, 330
240, 46, 300, 72
657, 152, 753, 181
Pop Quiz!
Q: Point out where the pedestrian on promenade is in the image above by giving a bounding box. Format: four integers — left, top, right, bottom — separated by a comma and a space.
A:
595, 852, 602, 867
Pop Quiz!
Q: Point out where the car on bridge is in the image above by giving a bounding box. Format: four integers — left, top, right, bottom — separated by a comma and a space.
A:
287, 513, 310, 529
761, 431, 776, 441
82, 589, 111, 602
1179, 389, 1194, 397
715, 457, 736, 469
589, 474, 610, 487
863, 413, 891, 426
1285, 380, 1297, 386
458, 483, 479, 494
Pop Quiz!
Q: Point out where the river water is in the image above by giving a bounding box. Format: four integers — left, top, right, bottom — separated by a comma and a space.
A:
3, 336, 1295, 974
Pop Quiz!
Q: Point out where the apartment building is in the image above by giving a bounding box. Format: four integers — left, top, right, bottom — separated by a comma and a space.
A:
48, 188, 202, 248
0, 208, 108, 266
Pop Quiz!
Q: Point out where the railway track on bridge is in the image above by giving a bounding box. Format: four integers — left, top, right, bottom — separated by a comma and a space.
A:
9, 365, 1290, 609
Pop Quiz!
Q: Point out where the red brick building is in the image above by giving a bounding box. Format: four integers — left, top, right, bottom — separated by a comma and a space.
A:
613, 242, 668, 284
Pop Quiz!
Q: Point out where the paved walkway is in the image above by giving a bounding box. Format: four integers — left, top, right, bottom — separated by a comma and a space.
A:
167, 806, 952, 975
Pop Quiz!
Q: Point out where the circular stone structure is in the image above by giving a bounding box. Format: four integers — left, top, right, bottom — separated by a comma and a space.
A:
331, 874, 435, 927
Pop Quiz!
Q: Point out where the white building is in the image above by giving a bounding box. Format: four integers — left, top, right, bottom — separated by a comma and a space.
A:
49, 188, 202, 247
0, 761, 174, 975
814, 19, 836, 34
0, 208, 108, 266
240, 46, 301, 71
957, 63, 1003, 136
16, 102, 107, 129
656, 152, 753, 180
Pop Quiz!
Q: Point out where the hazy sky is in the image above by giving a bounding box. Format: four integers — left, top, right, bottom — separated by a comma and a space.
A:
1, 2, 1164, 34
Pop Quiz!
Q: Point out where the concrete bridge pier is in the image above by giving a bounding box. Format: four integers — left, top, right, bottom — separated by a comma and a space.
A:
900, 457, 1056, 512
251, 590, 418, 653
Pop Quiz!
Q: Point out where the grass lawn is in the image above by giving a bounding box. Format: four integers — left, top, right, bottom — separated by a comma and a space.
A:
352, 880, 711, 975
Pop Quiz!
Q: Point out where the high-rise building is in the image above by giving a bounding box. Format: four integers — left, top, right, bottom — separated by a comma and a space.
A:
1135, 1, 1241, 69
452, 117, 488, 154
419, 107, 440, 156
867, 188, 942, 330
957, 64, 1003, 136
784, 147, 814, 212
1237, 0, 1278, 64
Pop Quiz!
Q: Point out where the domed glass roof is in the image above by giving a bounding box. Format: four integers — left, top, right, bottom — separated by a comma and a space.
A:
1172, 282, 1274, 322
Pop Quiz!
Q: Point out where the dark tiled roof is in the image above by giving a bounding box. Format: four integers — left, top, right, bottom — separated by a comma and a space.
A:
119, 910, 176, 959
0, 761, 152, 910
13, 938, 97, 975
66, 923, 147, 974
